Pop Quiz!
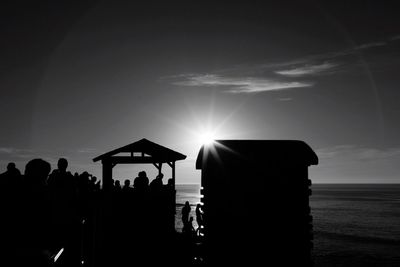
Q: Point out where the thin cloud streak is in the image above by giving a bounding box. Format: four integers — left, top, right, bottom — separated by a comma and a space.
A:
277, 97, 293, 101
354, 41, 387, 50
275, 61, 338, 77
168, 36, 398, 94
174, 74, 313, 93
0, 147, 34, 155
219, 37, 395, 76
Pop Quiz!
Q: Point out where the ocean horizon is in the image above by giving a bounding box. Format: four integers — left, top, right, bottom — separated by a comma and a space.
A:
176, 183, 400, 266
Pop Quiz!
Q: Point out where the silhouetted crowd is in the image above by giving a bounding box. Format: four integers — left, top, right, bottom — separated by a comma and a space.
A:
0, 158, 182, 267
0, 159, 105, 266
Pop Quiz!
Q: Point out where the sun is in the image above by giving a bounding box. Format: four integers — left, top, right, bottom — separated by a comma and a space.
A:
197, 131, 216, 146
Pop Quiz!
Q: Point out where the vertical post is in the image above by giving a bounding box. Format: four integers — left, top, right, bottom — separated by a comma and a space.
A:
172, 161, 176, 230
171, 161, 175, 185
159, 163, 163, 176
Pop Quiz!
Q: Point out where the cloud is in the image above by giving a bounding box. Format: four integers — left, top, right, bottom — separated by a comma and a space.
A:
168, 37, 396, 94
277, 97, 293, 101
0, 147, 34, 156
174, 74, 313, 93
271, 38, 393, 77
0, 147, 15, 154
275, 61, 338, 77
0, 147, 37, 166
354, 41, 387, 50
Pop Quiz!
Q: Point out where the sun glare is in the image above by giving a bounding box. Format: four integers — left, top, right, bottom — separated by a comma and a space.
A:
198, 131, 215, 146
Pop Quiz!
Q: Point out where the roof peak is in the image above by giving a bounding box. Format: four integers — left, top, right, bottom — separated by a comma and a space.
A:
93, 138, 186, 163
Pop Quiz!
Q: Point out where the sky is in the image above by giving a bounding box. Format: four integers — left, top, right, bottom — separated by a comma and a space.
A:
1, 0, 400, 183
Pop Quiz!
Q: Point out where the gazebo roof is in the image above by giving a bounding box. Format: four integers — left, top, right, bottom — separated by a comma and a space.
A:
93, 138, 186, 163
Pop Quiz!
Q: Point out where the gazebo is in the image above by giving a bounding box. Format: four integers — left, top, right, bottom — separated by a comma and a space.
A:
91, 139, 187, 267
93, 138, 187, 190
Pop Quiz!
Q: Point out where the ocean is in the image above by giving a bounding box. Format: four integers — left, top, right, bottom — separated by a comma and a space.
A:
176, 183, 400, 266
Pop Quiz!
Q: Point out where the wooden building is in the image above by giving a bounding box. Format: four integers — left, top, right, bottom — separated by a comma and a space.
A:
196, 140, 318, 266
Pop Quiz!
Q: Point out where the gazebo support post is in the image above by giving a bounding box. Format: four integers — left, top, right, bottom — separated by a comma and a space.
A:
167, 161, 177, 231
166, 161, 176, 184
152, 162, 163, 175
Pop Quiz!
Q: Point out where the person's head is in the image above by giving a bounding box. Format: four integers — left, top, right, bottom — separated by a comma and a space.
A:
7, 162, 16, 171
57, 158, 68, 172
196, 204, 201, 209
139, 171, 147, 178
185, 201, 190, 206
25, 158, 51, 185
124, 179, 130, 187
115, 180, 121, 187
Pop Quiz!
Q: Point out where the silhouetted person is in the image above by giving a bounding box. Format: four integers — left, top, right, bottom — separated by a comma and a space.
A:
196, 203, 204, 228
167, 178, 174, 189
150, 173, 164, 192
0, 163, 23, 266
94, 178, 101, 191
0, 162, 21, 188
182, 201, 191, 227
182, 216, 195, 236
114, 180, 122, 192
3, 162, 21, 176
133, 171, 149, 192
20, 159, 52, 266
89, 175, 97, 191
47, 158, 79, 266
122, 179, 133, 193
